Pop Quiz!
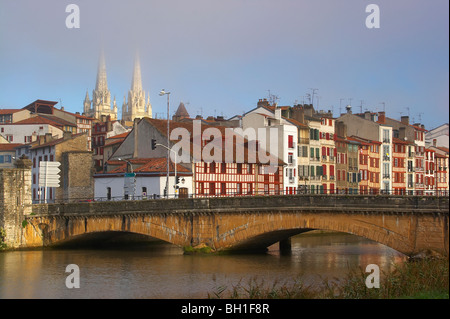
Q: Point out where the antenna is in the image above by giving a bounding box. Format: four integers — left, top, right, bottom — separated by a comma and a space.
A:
360, 100, 364, 113
267, 90, 280, 105
308, 88, 318, 107
418, 112, 424, 123
306, 93, 311, 104
379, 102, 385, 112
348, 98, 353, 106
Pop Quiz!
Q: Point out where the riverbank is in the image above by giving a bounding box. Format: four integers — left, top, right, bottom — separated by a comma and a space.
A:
209, 257, 449, 299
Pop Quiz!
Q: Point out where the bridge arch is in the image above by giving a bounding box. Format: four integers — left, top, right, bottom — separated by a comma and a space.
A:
26, 214, 193, 249
213, 212, 418, 256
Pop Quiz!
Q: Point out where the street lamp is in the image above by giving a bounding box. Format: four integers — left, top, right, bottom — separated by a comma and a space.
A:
153, 143, 178, 198
159, 89, 171, 198
118, 157, 135, 200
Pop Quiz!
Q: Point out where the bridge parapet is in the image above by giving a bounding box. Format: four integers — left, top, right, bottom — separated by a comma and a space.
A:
30, 194, 449, 217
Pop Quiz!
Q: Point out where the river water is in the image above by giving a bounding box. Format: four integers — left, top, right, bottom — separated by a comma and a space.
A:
0, 232, 406, 299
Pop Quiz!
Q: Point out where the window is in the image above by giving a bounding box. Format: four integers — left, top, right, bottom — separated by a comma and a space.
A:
383, 129, 390, 143
107, 187, 111, 200
237, 163, 242, 174
288, 135, 294, 148
288, 152, 293, 164
209, 183, 215, 195
221, 163, 226, 174
237, 183, 242, 195
247, 183, 253, 195
221, 183, 226, 195
199, 182, 204, 195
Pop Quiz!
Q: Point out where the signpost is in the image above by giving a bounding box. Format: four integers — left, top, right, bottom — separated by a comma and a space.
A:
38, 161, 61, 203
124, 172, 136, 200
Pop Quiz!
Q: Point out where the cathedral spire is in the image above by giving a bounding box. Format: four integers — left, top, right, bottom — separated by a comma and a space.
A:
84, 50, 117, 120
95, 50, 108, 92
131, 52, 143, 93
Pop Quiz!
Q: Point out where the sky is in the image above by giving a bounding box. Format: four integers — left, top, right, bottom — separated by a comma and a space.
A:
0, 0, 448, 130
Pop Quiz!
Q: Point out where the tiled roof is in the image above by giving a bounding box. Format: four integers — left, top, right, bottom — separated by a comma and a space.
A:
0, 109, 24, 114
104, 157, 191, 174
143, 118, 285, 165
29, 133, 85, 150
11, 115, 74, 128
0, 143, 23, 151
392, 137, 412, 145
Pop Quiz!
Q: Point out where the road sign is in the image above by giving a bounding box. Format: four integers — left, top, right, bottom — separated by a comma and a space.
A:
38, 161, 61, 188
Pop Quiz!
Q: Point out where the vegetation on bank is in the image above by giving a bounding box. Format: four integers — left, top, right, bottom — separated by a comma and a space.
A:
0, 227, 7, 250
208, 257, 449, 299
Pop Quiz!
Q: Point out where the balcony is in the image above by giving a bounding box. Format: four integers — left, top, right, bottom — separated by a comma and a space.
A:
383, 174, 390, 179
298, 138, 310, 145
383, 138, 391, 143
383, 155, 390, 161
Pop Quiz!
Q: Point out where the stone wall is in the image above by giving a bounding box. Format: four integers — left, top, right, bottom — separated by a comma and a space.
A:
61, 151, 94, 202
0, 158, 32, 248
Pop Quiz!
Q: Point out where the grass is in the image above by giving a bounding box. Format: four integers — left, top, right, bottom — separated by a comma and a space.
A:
208, 257, 449, 299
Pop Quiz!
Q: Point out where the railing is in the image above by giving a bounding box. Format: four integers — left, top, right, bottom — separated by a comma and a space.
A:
27, 188, 450, 205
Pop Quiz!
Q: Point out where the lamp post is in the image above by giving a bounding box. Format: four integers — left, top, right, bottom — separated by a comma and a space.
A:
159, 89, 171, 198
154, 143, 178, 198
118, 157, 135, 200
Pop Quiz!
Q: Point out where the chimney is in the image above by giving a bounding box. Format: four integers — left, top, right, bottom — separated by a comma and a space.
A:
274, 107, 281, 120
303, 104, 313, 117
364, 111, 371, 120
63, 131, 72, 140
433, 139, 437, 147
335, 121, 347, 138
346, 105, 352, 114
292, 107, 305, 124
401, 116, 409, 125
257, 98, 270, 108
45, 133, 53, 143
378, 111, 385, 124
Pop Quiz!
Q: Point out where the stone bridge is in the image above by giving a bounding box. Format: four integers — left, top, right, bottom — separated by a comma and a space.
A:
17, 195, 449, 256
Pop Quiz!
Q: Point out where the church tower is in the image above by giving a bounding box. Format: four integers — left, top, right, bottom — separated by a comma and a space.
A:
84, 51, 118, 120
122, 53, 152, 122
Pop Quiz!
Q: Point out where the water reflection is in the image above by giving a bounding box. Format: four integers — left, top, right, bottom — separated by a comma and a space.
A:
0, 232, 406, 299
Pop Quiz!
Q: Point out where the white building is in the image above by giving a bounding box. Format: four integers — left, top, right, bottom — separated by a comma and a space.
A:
426, 123, 449, 148
0, 116, 65, 144
242, 104, 298, 194
94, 158, 193, 200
